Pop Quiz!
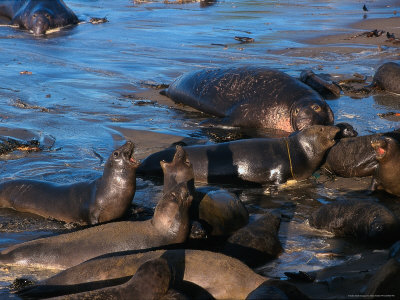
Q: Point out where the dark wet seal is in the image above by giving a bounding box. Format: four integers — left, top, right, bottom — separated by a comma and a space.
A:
89, 17, 108, 24
308, 200, 400, 243
234, 36, 254, 43
0, 141, 139, 225
284, 271, 316, 282
0, 0, 79, 36
160, 66, 334, 133
223, 212, 283, 267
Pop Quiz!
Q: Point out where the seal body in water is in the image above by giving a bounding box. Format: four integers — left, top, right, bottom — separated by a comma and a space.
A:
0, 146, 194, 269
370, 136, 400, 196
138, 125, 340, 185
0, 141, 139, 225
0, 0, 78, 35
161, 66, 334, 132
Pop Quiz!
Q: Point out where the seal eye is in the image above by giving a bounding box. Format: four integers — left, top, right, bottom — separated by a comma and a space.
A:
293, 108, 300, 115
33, 13, 37, 18
45, 13, 51, 19
312, 104, 321, 112
113, 151, 119, 158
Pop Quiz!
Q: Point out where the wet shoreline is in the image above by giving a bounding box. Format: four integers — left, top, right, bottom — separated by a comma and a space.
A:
0, 0, 400, 298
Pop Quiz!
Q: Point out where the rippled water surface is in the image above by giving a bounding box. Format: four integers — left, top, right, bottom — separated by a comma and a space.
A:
0, 0, 399, 297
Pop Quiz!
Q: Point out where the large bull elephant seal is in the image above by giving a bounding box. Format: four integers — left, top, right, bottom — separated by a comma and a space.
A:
0, 0, 78, 35
0, 147, 194, 270
161, 66, 334, 133
138, 125, 340, 185
0, 141, 139, 225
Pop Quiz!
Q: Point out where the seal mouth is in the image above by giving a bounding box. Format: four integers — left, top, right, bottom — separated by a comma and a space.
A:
121, 141, 140, 167
371, 138, 387, 160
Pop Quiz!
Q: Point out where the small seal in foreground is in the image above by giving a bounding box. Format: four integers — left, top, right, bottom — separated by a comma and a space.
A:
370, 136, 400, 196
0, 0, 78, 35
0, 141, 139, 225
161, 66, 334, 133
138, 125, 340, 185
0, 147, 194, 270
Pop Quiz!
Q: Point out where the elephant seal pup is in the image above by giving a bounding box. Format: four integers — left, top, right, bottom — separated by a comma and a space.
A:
370, 136, 400, 196
18, 249, 295, 300
371, 62, 400, 94
223, 212, 283, 267
0, 0, 78, 36
308, 200, 400, 242
138, 125, 340, 185
161, 66, 334, 133
0, 147, 194, 270
0, 141, 139, 225
323, 130, 400, 178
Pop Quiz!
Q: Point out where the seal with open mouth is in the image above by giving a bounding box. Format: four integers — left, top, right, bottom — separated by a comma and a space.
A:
0, 141, 139, 225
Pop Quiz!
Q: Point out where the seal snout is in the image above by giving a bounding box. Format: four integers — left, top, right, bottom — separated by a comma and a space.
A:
31, 11, 52, 35
120, 141, 139, 166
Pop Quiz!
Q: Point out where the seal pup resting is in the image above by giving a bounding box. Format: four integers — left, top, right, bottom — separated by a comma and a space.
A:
0, 0, 78, 35
309, 200, 400, 243
370, 136, 400, 197
17, 249, 308, 300
0, 146, 194, 270
138, 125, 340, 185
0, 141, 139, 225
161, 66, 334, 133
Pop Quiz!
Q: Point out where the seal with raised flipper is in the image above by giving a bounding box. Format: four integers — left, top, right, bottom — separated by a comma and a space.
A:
138, 125, 340, 185
0, 0, 78, 35
161, 66, 334, 133
0, 141, 139, 225
0, 146, 194, 270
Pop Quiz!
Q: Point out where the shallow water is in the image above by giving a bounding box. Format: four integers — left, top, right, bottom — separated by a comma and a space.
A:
0, 0, 399, 297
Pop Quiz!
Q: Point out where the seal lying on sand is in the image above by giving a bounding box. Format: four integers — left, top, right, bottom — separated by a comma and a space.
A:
370, 136, 400, 196
0, 141, 139, 225
138, 125, 340, 185
0, 146, 194, 269
161, 66, 334, 133
18, 249, 307, 300
0, 0, 78, 35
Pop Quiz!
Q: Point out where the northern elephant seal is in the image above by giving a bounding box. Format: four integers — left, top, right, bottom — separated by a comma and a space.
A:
309, 200, 400, 242
0, 141, 139, 225
138, 125, 340, 185
0, 147, 194, 269
0, 0, 78, 35
371, 62, 400, 94
370, 136, 400, 196
18, 249, 306, 300
161, 66, 334, 132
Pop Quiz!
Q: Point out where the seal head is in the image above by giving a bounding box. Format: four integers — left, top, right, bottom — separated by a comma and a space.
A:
291, 99, 334, 131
